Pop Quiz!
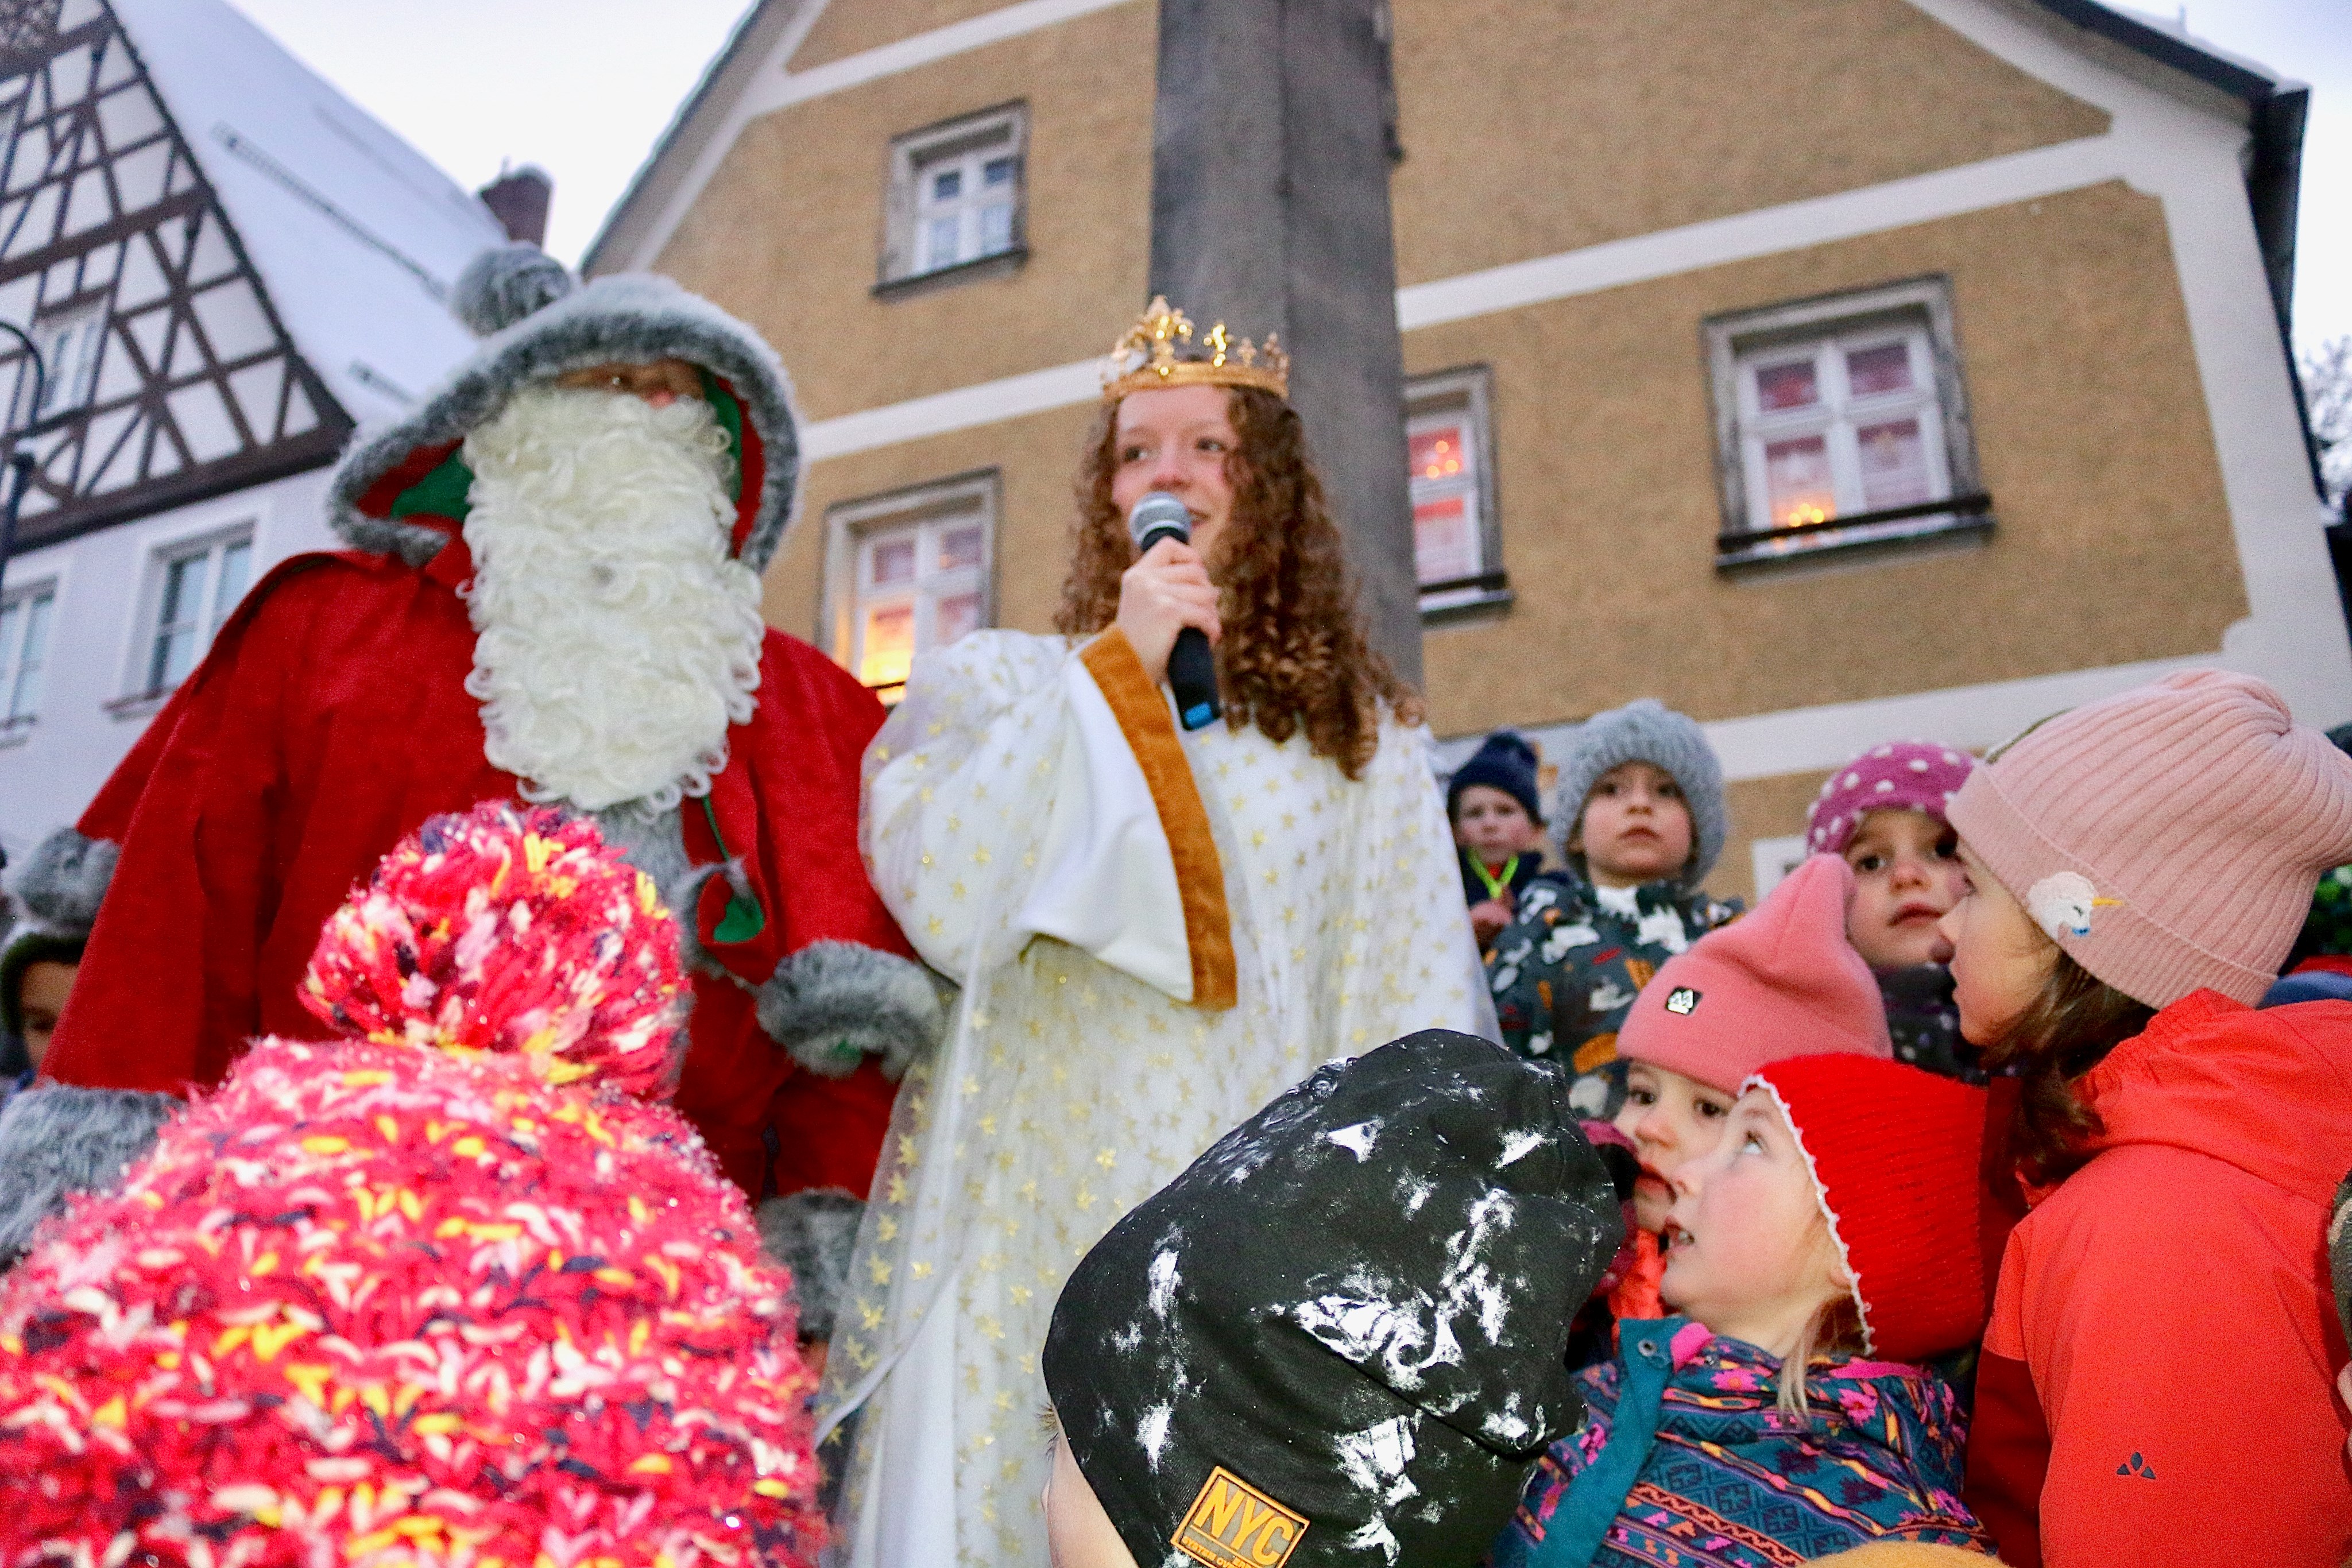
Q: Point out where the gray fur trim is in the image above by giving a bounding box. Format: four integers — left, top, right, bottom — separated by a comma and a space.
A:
0, 1085, 177, 1264
326, 266, 802, 574
453, 242, 575, 337
755, 1188, 863, 1341
756, 941, 945, 1081
10, 828, 115, 935
1546, 697, 1729, 891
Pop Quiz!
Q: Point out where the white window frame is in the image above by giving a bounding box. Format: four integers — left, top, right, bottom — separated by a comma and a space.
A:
24, 292, 110, 421
1406, 365, 1508, 620
0, 577, 56, 732
129, 524, 253, 700
1703, 276, 1989, 570
820, 471, 999, 705
879, 103, 1027, 291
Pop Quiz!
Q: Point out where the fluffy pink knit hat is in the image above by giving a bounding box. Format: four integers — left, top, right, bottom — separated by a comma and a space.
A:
1947, 669, 2352, 1008
1616, 854, 1891, 1092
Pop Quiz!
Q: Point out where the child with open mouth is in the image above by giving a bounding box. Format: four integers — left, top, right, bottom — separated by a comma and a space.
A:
1496, 1050, 1997, 1565
1588, 853, 1897, 1349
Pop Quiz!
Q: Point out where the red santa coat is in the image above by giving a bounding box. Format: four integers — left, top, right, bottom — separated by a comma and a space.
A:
48, 533, 902, 1202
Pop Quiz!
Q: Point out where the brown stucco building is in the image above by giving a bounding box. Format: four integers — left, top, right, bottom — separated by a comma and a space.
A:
589, 0, 2349, 901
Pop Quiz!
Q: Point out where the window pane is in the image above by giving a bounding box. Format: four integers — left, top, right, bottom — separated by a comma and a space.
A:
1753, 359, 1820, 413
1413, 495, 1480, 584
871, 537, 917, 586
982, 156, 1015, 187
930, 168, 962, 202
1763, 435, 1835, 529
150, 624, 197, 692
1845, 342, 1914, 398
8, 593, 48, 720
978, 202, 1013, 255
858, 603, 915, 690
924, 215, 961, 270
160, 552, 208, 632
935, 590, 982, 648
938, 525, 984, 571
213, 539, 252, 628
1856, 417, 1933, 510
1408, 422, 1469, 483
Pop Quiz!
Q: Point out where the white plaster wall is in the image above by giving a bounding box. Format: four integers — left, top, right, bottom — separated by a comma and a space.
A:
0, 465, 338, 861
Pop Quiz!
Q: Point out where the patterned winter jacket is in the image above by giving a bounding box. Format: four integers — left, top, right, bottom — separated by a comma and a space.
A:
1492, 1321, 1993, 1567
1878, 965, 1981, 1085
1487, 872, 1740, 1117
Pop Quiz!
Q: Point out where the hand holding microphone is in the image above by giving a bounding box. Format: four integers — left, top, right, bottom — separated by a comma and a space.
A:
1119, 491, 1222, 730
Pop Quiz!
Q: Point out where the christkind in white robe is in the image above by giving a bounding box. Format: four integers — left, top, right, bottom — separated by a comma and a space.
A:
815, 626, 1494, 1567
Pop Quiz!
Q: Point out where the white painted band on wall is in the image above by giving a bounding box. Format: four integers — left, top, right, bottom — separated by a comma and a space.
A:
764, 0, 1139, 112
1433, 651, 2230, 786
802, 132, 2128, 461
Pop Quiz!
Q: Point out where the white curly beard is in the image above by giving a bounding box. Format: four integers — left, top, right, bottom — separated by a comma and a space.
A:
459, 385, 765, 815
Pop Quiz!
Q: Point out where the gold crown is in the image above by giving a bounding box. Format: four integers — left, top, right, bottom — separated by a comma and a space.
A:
1102, 296, 1289, 402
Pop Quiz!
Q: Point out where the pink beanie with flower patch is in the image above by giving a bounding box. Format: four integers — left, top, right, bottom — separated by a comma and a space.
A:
1947, 669, 2352, 1008
1616, 854, 1891, 1092
1806, 741, 1975, 857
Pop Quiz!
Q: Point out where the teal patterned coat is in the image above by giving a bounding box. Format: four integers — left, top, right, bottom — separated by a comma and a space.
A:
1490, 1322, 1993, 1567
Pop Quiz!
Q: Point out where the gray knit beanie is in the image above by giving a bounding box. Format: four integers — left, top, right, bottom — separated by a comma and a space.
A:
1548, 698, 1727, 891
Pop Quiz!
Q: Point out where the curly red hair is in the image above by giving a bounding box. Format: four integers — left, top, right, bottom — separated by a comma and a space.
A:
1054, 386, 1421, 779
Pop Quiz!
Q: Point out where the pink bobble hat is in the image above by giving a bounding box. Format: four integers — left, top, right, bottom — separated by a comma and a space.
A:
1616, 853, 1893, 1094
1807, 741, 1975, 858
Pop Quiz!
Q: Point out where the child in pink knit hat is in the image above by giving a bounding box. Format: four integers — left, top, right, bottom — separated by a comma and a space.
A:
1592, 854, 1892, 1332
1808, 740, 1978, 1081
1939, 669, 2352, 1568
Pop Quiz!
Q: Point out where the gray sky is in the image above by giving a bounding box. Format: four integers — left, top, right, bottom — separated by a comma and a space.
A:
224, 0, 2350, 352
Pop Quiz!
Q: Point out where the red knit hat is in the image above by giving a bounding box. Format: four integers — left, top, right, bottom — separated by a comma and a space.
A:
1616, 854, 1891, 1092
1746, 1055, 1989, 1361
0, 803, 825, 1562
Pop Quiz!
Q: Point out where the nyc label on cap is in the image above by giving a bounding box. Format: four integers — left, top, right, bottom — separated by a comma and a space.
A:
1664, 986, 1701, 1016
1174, 1466, 1307, 1568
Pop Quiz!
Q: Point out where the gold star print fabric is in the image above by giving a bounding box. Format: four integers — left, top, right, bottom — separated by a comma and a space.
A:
818, 629, 1491, 1567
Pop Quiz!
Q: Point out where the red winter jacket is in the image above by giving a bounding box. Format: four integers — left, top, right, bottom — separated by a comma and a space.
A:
1965, 990, 2352, 1566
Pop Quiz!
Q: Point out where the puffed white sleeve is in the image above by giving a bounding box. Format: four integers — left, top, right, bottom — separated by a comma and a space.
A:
860, 628, 1236, 1008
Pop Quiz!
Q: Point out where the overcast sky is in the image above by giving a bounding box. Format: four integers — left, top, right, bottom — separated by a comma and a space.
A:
223, 0, 2350, 354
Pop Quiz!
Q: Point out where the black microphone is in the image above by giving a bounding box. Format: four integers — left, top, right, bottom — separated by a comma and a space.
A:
1127, 490, 1221, 731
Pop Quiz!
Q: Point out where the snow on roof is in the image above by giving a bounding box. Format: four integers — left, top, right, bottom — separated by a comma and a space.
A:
103, 0, 506, 424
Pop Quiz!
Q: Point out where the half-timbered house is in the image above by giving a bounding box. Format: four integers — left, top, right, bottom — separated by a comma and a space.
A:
0, 0, 508, 854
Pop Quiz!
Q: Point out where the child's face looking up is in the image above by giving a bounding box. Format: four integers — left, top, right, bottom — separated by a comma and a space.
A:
1843, 809, 1968, 971
1613, 1062, 1735, 1233
1659, 1090, 1848, 1361
1937, 841, 2060, 1044
1453, 785, 1541, 868
1572, 761, 1693, 888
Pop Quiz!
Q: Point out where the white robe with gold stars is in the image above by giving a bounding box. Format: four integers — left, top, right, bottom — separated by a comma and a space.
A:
816, 626, 1492, 1567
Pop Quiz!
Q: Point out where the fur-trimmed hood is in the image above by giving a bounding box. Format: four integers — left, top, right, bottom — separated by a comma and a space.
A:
325, 245, 801, 574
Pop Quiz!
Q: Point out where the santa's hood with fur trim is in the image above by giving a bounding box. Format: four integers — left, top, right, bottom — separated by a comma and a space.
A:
326, 245, 800, 574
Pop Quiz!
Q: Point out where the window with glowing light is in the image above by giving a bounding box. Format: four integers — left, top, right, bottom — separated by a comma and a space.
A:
1405, 365, 1506, 616
1703, 278, 1989, 568
822, 473, 997, 703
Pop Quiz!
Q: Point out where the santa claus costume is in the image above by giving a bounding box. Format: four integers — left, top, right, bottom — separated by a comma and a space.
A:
5, 247, 938, 1285
0, 801, 827, 1562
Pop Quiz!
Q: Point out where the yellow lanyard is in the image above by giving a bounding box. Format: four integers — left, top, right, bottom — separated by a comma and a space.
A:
1472, 854, 1519, 901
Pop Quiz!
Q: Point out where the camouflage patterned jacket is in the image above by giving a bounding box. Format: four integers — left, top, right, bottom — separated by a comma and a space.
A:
1486, 872, 1740, 1118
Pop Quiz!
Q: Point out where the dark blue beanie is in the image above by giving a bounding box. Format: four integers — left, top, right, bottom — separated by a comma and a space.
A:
1448, 730, 1544, 824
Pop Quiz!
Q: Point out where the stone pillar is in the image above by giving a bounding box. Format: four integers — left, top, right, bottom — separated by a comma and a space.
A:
1149, 0, 1422, 687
